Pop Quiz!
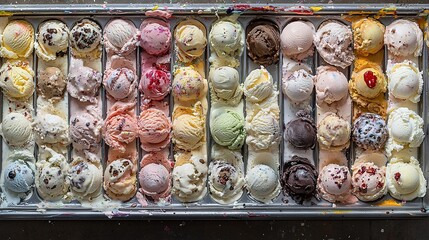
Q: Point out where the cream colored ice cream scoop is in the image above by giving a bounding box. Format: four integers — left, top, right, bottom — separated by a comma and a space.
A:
0, 20, 34, 59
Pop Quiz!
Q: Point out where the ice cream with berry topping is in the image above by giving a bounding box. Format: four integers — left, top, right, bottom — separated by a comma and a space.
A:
69, 19, 102, 59
104, 18, 138, 56
175, 19, 207, 63
352, 113, 387, 151
351, 161, 387, 202
0, 60, 35, 101
140, 18, 171, 56
35, 20, 69, 61
0, 20, 34, 59
384, 19, 423, 57
140, 67, 171, 100
318, 163, 353, 203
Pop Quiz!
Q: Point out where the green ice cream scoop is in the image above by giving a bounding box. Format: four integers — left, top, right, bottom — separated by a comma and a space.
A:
210, 110, 245, 150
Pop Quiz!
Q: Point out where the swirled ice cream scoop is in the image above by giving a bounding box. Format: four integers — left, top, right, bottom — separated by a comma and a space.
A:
104, 18, 138, 56
0, 60, 35, 101
140, 67, 171, 100
0, 20, 34, 59
35, 20, 69, 61
104, 159, 137, 201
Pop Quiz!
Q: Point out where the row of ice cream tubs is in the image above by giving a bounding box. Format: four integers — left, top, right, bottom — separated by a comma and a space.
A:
0, 4, 428, 219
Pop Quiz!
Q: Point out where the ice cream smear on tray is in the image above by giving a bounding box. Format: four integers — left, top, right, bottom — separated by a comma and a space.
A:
0, 20, 34, 59
35, 20, 69, 61
246, 19, 280, 66
281, 21, 315, 61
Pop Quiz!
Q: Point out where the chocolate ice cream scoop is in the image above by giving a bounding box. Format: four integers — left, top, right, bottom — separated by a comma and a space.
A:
284, 111, 317, 150
281, 156, 318, 204
246, 20, 280, 66
37, 66, 66, 101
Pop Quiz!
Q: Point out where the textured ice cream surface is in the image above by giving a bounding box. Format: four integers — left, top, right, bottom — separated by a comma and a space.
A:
140, 67, 171, 100
352, 18, 385, 56
104, 159, 137, 201
210, 17, 244, 59
314, 20, 355, 69
210, 110, 245, 150
139, 151, 172, 202
103, 102, 138, 153
386, 157, 426, 201
140, 18, 171, 56
0, 20, 34, 59
244, 66, 273, 103
317, 113, 350, 152
3, 151, 35, 194
33, 109, 69, 146
67, 59, 102, 103
70, 19, 102, 59
281, 156, 318, 204
172, 66, 206, 102
280, 21, 315, 60
317, 164, 353, 203
70, 110, 103, 161
246, 164, 280, 203
385, 19, 423, 57
246, 109, 280, 151
352, 113, 387, 151
209, 66, 243, 105
314, 65, 348, 104
35, 20, 69, 61
36, 147, 69, 200
103, 67, 137, 100
138, 108, 171, 152
282, 68, 314, 103
67, 157, 102, 201
386, 107, 424, 157
285, 111, 317, 150
387, 61, 422, 103
172, 103, 204, 151
0, 60, 35, 101
175, 19, 206, 62
0, 112, 33, 147
38, 67, 66, 101
351, 162, 387, 202
246, 19, 280, 66
104, 18, 138, 56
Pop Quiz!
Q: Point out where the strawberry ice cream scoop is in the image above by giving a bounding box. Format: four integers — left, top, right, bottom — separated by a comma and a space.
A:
139, 18, 171, 56
103, 67, 137, 100
139, 67, 171, 100
70, 111, 103, 160
139, 151, 172, 201
138, 108, 171, 152
104, 18, 139, 56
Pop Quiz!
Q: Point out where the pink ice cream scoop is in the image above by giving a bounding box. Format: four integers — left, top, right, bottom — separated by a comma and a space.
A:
103, 67, 137, 100
104, 18, 139, 56
67, 60, 102, 103
103, 102, 138, 153
139, 151, 172, 201
138, 108, 171, 152
139, 67, 171, 100
139, 18, 171, 56
70, 111, 103, 158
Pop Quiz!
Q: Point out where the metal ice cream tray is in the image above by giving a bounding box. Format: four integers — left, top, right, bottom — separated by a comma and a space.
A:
0, 3, 428, 219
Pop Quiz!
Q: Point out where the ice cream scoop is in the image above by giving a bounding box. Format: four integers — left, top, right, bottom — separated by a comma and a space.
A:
33, 111, 69, 146
282, 68, 314, 103
140, 67, 171, 100
104, 159, 137, 201
104, 18, 138, 56
246, 109, 280, 151
172, 66, 206, 102
0, 20, 34, 59
70, 19, 102, 59
351, 162, 387, 202
103, 102, 138, 153
317, 113, 351, 151
284, 111, 317, 150
36, 147, 69, 200
38, 67, 66, 101
385, 19, 423, 57
3, 150, 35, 194
386, 107, 424, 156
244, 66, 273, 103
175, 19, 207, 62
103, 67, 137, 100
0, 112, 33, 147
138, 108, 171, 152
314, 20, 355, 69
246, 20, 280, 66
387, 61, 423, 103
280, 21, 315, 60
352, 18, 385, 56
67, 157, 102, 200
210, 18, 244, 58
140, 18, 171, 56
70, 110, 103, 161
352, 113, 387, 151
35, 20, 69, 61
314, 65, 348, 104
246, 164, 280, 203
281, 156, 318, 204
172, 103, 204, 151
318, 164, 353, 203
209, 66, 243, 105
139, 151, 172, 201
210, 110, 245, 150
67, 59, 102, 103
0, 60, 35, 101
386, 157, 426, 201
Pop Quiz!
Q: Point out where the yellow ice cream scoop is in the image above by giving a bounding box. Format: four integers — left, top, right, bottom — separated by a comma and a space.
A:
350, 61, 386, 99
172, 66, 207, 102
0, 60, 35, 100
172, 102, 205, 151
352, 18, 385, 56
0, 20, 34, 59
174, 19, 207, 63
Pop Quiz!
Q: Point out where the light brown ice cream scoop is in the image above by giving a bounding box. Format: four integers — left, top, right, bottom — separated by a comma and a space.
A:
38, 67, 66, 101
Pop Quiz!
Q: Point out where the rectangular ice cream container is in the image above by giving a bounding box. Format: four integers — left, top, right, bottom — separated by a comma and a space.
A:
0, 3, 428, 219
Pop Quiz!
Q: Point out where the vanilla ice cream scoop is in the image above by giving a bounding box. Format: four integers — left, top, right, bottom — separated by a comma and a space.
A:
246, 110, 280, 151
385, 19, 423, 57
246, 164, 280, 203
209, 66, 243, 105
244, 66, 274, 103
282, 68, 314, 103
104, 18, 138, 56
0, 20, 34, 59
387, 61, 423, 103
210, 18, 244, 58
315, 65, 348, 104
317, 113, 351, 151
35, 20, 69, 61
70, 19, 102, 59
68, 158, 102, 200
281, 21, 315, 60
175, 19, 207, 62
0, 60, 35, 101
0, 112, 33, 147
